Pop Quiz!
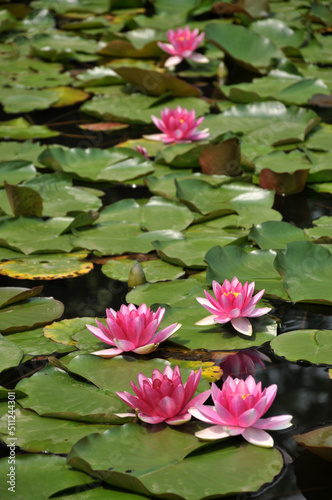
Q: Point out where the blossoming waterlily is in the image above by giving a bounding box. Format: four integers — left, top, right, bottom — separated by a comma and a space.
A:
145, 106, 209, 144
189, 375, 293, 447
86, 303, 181, 358
117, 365, 210, 425
196, 277, 271, 336
158, 26, 209, 68
213, 349, 271, 381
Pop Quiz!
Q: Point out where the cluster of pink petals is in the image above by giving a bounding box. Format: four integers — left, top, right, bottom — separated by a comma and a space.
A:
214, 349, 271, 381
145, 106, 209, 144
189, 375, 293, 447
196, 277, 271, 336
117, 365, 210, 425
86, 304, 181, 358
158, 26, 209, 68
135, 145, 149, 159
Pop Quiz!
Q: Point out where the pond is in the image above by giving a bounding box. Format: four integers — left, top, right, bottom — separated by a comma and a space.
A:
0, 1, 332, 499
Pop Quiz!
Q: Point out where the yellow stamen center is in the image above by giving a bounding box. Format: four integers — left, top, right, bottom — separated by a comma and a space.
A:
241, 393, 249, 400
179, 118, 184, 123
223, 291, 240, 298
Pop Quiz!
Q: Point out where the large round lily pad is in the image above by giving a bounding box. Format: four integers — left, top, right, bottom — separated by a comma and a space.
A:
271, 330, 332, 365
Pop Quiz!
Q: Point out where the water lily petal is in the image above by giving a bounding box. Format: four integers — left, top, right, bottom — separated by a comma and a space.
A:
195, 425, 231, 441
231, 317, 253, 336
253, 415, 293, 430
91, 347, 123, 357
242, 427, 274, 448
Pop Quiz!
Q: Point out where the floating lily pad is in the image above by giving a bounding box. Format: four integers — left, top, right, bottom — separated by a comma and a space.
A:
30, 0, 111, 14
101, 258, 185, 282
44, 317, 97, 347
294, 426, 332, 463
206, 21, 283, 73
0, 216, 74, 254
249, 221, 310, 250
305, 216, 332, 243
51, 86, 90, 107
271, 330, 332, 365
31, 33, 99, 62
0, 454, 93, 500
205, 245, 289, 300
0, 286, 43, 308
0, 338, 24, 372
99, 196, 194, 231
0, 141, 46, 168
81, 90, 210, 124
274, 241, 332, 304
307, 151, 332, 183
0, 117, 58, 140
165, 306, 276, 351
7, 327, 75, 355
16, 364, 129, 423
0, 296, 64, 334
0, 161, 37, 187
0, 87, 59, 114
0, 252, 93, 280
4, 182, 43, 217
0, 404, 113, 454
38, 146, 154, 182
67, 423, 284, 499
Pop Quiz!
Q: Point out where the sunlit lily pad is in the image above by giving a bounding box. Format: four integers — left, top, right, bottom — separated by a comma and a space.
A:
274, 241, 332, 304
101, 258, 185, 282
44, 317, 97, 347
206, 21, 283, 73
205, 245, 289, 300
0, 404, 113, 454
0, 141, 46, 168
99, 197, 194, 231
0, 286, 43, 308
81, 89, 210, 124
165, 306, 276, 351
0, 161, 37, 187
271, 330, 332, 365
38, 146, 154, 182
0, 252, 93, 280
249, 221, 310, 250
16, 364, 129, 423
7, 327, 75, 355
0, 454, 93, 500
305, 216, 332, 243
0, 118, 59, 140
0, 87, 59, 113
67, 423, 284, 499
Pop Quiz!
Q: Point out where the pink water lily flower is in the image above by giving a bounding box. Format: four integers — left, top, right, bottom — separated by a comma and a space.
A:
135, 145, 149, 159
117, 365, 210, 425
86, 304, 181, 358
196, 277, 271, 336
213, 349, 271, 381
158, 26, 209, 68
145, 106, 209, 144
189, 375, 293, 447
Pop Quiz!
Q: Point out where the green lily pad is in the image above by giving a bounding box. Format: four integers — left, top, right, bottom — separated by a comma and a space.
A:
114, 66, 201, 97
0, 141, 46, 168
271, 330, 332, 365
4, 182, 43, 218
0, 161, 37, 187
30, 0, 110, 14
58, 487, 148, 500
0, 216, 74, 254
7, 327, 75, 355
274, 241, 332, 304
16, 364, 128, 423
205, 245, 289, 300
250, 18, 304, 48
99, 196, 194, 231
127, 278, 207, 309
38, 146, 154, 182
307, 151, 332, 183
72, 221, 183, 256
249, 221, 310, 250
254, 150, 312, 174
206, 21, 283, 73
101, 258, 185, 282
154, 234, 243, 268
67, 423, 284, 499
0, 338, 24, 372
0, 87, 59, 114
31, 33, 99, 62
165, 305, 276, 351
0, 117, 59, 140
0, 296, 64, 334
22, 174, 102, 217
294, 426, 332, 463
0, 252, 93, 280
0, 286, 43, 308
81, 89, 210, 124
0, 454, 93, 500
305, 216, 332, 243
0, 404, 113, 454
